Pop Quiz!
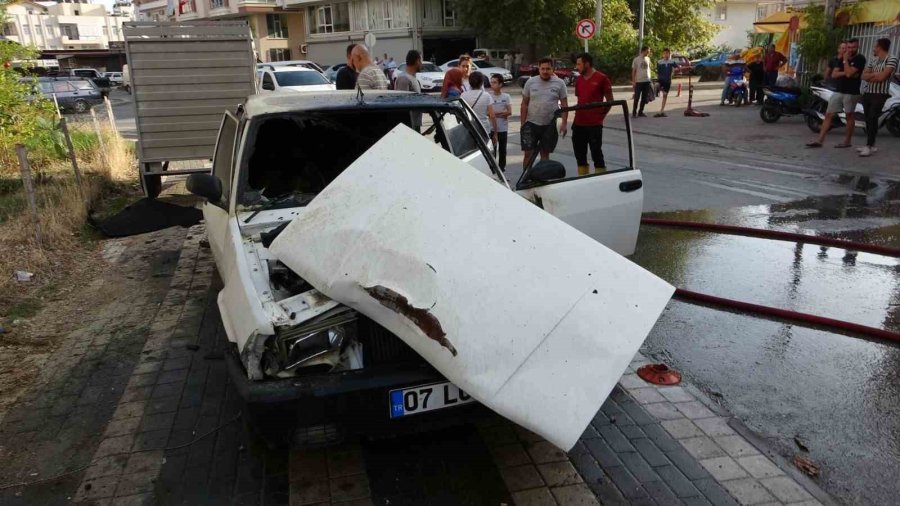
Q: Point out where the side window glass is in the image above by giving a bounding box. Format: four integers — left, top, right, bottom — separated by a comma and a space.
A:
441, 113, 478, 158
262, 73, 275, 90
52, 81, 72, 93
212, 112, 239, 209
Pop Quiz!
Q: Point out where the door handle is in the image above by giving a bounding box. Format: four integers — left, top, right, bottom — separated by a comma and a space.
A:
619, 180, 643, 192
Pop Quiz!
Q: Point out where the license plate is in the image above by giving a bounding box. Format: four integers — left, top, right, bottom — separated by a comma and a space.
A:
389, 381, 475, 418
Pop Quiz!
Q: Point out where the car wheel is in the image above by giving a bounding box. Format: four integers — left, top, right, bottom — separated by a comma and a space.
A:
887, 112, 900, 137
73, 99, 89, 114
760, 105, 780, 123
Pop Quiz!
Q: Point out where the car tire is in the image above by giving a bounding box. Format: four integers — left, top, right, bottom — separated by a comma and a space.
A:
760, 105, 780, 123
73, 99, 89, 114
887, 112, 900, 137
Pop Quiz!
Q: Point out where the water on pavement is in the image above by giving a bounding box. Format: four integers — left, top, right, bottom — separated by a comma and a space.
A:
635, 190, 900, 505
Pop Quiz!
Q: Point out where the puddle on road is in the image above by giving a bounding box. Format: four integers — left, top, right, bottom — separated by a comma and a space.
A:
636, 192, 900, 505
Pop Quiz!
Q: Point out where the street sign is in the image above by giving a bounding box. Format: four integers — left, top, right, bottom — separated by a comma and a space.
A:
576, 19, 596, 40
364, 32, 377, 49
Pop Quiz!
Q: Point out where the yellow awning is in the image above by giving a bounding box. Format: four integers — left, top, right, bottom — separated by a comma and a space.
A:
753, 11, 807, 33
841, 0, 900, 25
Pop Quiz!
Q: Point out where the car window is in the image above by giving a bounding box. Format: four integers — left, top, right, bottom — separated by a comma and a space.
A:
52, 81, 73, 93
420, 63, 440, 72
473, 60, 492, 69
274, 71, 330, 86
72, 80, 95, 90
39, 82, 53, 93
447, 61, 458, 68
262, 73, 275, 90
441, 113, 480, 158
212, 113, 239, 209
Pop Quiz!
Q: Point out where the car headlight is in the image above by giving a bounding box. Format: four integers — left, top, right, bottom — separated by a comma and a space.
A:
264, 308, 358, 376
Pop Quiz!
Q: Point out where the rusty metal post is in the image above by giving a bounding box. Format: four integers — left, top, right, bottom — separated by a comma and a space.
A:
15, 144, 43, 247
58, 117, 84, 190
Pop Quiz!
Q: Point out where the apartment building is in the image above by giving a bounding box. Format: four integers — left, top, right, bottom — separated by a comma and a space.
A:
2, 0, 133, 50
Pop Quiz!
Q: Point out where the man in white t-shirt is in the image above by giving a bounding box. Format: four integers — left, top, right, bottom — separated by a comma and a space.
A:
488, 74, 512, 170
631, 46, 652, 118
461, 72, 494, 141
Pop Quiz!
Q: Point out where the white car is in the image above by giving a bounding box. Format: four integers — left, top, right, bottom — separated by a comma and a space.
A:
440, 58, 513, 83
257, 67, 336, 93
185, 92, 656, 446
257, 60, 326, 74
103, 72, 123, 86
394, 61, 445, 92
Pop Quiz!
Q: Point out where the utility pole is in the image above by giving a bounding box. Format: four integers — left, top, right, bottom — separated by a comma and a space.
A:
595, 0, 602, 34
637, 0, 646, 54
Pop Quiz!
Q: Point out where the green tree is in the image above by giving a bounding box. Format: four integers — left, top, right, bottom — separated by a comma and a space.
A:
797, 5, 845, 74
588, 0, 637, 81
631, 0, 719, 53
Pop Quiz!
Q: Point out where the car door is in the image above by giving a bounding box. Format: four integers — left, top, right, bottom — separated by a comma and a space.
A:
203, 112, 239, 278
514, 101, 643, 256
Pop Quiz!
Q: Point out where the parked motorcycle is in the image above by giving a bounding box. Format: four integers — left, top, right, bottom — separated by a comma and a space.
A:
805, 78, 899, 136
729, 79, 749, 106
759, 86, 803, 122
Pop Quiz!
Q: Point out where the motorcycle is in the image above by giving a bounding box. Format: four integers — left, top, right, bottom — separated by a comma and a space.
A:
759, 86, 803, 123
729, 79, 749, 106
805, 78, 900, 136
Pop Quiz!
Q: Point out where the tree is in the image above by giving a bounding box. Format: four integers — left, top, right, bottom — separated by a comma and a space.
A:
797, 4, 846, 74
634, 0, 719, 53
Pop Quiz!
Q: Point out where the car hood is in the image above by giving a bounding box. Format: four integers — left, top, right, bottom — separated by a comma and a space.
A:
416, 72, 445, 80
279, 84, 337, 92
269, 125, 674, 450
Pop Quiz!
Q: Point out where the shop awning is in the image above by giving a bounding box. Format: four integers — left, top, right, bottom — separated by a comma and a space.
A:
841, 0, 900, 25
753, 11, 806, 33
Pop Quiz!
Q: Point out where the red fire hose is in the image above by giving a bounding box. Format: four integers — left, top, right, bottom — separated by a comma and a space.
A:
641, 218, 900, 344
641, 218, 900, 258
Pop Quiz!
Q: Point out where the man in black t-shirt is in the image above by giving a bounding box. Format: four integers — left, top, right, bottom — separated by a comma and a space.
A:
824, 42, 846, 88
335, 43, 358, 90
807, 39, 866, 149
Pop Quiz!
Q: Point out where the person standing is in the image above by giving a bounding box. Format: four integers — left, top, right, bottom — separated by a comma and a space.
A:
441, 68, 465, 98
352, 45, 390, 90
631, 46, 652, 118
654, 48, 678, 117
807, 38, 866, 149
571, 52, 613, 175
335, 43, 358, 90
859, 38, 897, 157
461, 72, 494, 142
488, 74, 511, 170
763, 44, 786, 87
395, 50, 423, 132
503, 52, 513, 71
458, 54, 474, 91
521, 58, 569, 168
825, 42, 847, 88
747, 54, 765, 104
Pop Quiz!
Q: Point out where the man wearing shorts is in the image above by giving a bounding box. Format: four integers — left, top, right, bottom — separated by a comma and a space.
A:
521, 58, 569, 169
655, 48, 678, 117
807, 38, 866, 148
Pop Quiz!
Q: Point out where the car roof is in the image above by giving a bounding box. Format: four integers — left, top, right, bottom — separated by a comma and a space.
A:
243, 91, 461, 119
269, 66, 317, 73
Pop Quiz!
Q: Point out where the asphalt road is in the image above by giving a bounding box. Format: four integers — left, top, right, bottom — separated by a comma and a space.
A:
110, 87, 900, 504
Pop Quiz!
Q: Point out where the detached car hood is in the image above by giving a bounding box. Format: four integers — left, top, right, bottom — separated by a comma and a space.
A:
269, 126, 674, 450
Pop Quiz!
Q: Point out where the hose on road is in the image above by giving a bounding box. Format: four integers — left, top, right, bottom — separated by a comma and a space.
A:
642, 218, 900, 344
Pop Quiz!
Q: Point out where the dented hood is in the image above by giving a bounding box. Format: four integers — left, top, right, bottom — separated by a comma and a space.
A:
269, 125, 674, 450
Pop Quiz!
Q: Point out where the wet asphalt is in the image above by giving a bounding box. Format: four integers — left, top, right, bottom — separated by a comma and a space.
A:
635, 191, 900, 505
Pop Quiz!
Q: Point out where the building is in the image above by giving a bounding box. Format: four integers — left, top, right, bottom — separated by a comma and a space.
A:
704, 0, 816, 50
2, 0, 133, 51
134, 0, 168, 21
279, 0, 476, 66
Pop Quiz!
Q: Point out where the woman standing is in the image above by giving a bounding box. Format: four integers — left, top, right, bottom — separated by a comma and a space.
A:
441, 68, 465, 98
488, 74, 511, 170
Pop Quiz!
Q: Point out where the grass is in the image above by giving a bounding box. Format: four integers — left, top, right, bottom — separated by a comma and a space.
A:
6, 298, 43, 321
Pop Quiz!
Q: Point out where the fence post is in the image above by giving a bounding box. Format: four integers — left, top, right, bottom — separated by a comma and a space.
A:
103, 96, 119, 137
15, 144, 43, 247
58, 118, 85, 194
51, 93, 61, 119
90, 109, 107, 158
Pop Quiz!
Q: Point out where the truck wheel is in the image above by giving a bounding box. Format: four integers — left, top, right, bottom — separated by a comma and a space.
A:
141, 174, 162, 199
73, 99, 89, 114
760, 105, 780, 123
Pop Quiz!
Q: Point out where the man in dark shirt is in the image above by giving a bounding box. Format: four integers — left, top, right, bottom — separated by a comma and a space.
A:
747, 57, 765, 104
807, 39, 866, 149
824, 42, 846, 88
763, 44, 786, 86
335, 43, 358, 90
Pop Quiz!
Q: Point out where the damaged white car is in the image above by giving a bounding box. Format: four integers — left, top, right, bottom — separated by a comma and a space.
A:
187, 92, 672, 448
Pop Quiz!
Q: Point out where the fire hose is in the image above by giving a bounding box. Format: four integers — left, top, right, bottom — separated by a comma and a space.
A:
641, 218, 900, 344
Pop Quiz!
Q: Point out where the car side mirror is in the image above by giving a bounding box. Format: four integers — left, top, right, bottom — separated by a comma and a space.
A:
528, 160, 566, 182
187, 173, 223, 202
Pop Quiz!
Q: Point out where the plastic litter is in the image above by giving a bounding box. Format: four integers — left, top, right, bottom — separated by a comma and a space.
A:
14, 271, 34, 282
637, 363, 683, 385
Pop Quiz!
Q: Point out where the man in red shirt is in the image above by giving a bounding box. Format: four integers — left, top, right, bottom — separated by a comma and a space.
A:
572, 52, 613, 175
763, 44, 786, 86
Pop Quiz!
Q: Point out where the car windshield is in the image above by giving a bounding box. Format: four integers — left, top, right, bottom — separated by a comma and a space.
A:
73, 70, 94, 77
72, 80, 96, 90
473, 61, 493, 69
275, 71, 330, 86
421, 63, 441, 72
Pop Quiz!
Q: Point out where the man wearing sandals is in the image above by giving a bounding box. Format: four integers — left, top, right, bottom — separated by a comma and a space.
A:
807, 39, 866, 149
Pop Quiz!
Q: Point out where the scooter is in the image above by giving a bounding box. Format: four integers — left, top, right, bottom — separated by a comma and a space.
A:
805, 78, 900, 136
729, 79, 749, 106
760, 86, 804, 122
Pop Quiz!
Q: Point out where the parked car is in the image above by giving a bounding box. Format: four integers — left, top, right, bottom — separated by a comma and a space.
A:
257, 67, 336, 93
23, 76, 104, 113
671, 55, 693, 77
323, 63, 346, 83
516, 59, 579, 86
394, 61, 445, 92
184, 91, 646, 445
440, 58, 513, 83
65, 68, 111, 96
472, 48, 511, 67
257, 60, 326, 75
103, 71, 124, 86
691, 52, 728, 73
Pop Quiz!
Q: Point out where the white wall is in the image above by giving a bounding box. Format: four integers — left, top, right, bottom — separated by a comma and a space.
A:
306, 33, 414, 66
5, 3, 132, 50
705, 2, 757, 50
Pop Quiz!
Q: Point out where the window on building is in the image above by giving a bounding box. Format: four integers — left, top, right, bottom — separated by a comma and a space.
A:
268, 48, 291, 62
22, 25, 31, 37
60, 23, 79, 40
267, 14, 289, 38
382, 0, 393, 29
442, 0, 455, 26
210, 0, 226, 9
2, 23, 17, 36
715, 4, 727, 21
756, 3, 784, 20
180, 0, 195, 15
308, 2, 350, 34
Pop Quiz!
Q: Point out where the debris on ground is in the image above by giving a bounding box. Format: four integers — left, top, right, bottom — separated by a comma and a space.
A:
93, 198, 202, 238
13, 271, 33, 283
793, 454, 820, 477
794, 435, 810, 452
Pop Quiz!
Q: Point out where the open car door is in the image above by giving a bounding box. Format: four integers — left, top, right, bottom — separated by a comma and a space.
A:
515, 101, 643, 256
